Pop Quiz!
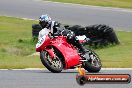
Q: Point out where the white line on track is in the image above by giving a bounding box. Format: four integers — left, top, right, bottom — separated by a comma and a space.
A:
101, 68, 132, 70
2, 15, 131, 32
42, 1, 132, 13
0, 15, 37, 21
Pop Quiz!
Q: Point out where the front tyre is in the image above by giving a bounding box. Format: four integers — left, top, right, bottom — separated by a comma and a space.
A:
40, 50, 63, 73
83, 49, 102, 73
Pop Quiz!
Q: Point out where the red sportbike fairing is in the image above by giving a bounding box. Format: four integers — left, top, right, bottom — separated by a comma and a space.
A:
36, 35, 102, 73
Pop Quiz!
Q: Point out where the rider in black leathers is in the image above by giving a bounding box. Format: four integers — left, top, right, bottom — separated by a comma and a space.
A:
39, 14, 87, 55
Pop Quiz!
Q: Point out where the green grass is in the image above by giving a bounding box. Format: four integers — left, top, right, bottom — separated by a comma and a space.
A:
0, 16, 132, 68
47, 0, 132, 9
95, 31, 132, 68
0, 16, 43, 69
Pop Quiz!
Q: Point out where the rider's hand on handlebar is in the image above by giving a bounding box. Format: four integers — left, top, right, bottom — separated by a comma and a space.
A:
48, 33, 54, 39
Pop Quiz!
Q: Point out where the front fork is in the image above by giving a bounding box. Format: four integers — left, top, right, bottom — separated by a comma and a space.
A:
45, 47, 55, 59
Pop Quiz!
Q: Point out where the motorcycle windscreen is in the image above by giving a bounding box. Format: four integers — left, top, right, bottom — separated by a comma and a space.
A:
36, 35, 50, 52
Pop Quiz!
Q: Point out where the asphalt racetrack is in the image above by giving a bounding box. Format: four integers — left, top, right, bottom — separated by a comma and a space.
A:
0, 0, 131, 88
0, 0, 132, 31
0, 69, 131, 88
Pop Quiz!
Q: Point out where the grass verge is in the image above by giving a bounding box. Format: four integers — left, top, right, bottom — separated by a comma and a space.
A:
47, 0, 132, 9
95, 31, 132, 68
0, 16, 43, 69
0, 16, 132, 68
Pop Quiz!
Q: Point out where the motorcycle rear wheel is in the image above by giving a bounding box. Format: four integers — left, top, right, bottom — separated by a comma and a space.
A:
82, 49, 102, 73
40, 50, 63, 73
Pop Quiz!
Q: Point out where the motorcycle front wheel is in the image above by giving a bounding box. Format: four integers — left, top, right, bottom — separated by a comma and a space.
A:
40, 50, 63, 73
82, 49, 102, 73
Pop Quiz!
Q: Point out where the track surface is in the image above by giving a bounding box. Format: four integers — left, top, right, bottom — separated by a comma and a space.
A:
0, 0, 132, 31
0, 70, 131, 88
0, 0, 131, 88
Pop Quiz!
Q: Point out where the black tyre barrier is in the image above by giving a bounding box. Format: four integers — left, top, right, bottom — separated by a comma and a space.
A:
67, 24, 120, 46
87, 24, 119, 45
67, 25, 86, 36
32, 24, 120, 46
32, 24, 42, 37
105, 31, 120, 44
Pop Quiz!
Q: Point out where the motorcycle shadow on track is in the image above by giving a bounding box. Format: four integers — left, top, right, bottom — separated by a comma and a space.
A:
36, 70, 78, 74
34, 69, 103, 74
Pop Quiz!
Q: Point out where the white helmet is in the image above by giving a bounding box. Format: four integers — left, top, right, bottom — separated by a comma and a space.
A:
39, 14, 51, 23
39, 14, 51, 28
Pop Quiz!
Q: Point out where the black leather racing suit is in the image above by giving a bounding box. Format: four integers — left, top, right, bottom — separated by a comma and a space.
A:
53, 27, 86, 54
42, 21, 87, 54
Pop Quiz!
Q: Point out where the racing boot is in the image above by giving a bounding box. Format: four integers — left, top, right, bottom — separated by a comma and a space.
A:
72, 37, 90, 60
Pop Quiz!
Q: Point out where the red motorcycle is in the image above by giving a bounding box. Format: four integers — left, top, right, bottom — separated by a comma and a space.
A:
36, 35, 101, 73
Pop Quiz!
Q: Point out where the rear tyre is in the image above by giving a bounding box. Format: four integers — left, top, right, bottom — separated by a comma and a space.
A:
40, 50, 63, 73
82, 49, 102, 73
